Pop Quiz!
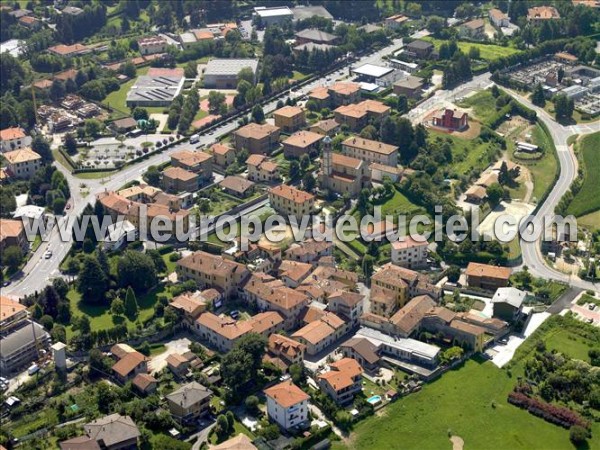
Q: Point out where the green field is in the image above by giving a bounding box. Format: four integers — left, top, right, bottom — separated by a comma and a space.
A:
543, 329, 596, 363
578, 210, 600, 231
428, 130, 495, 177
567, 132, 600, 217
421, 37, 521, 61
377, 188, 424, 217
457, 90, 497, 124
102, 66, 149, 116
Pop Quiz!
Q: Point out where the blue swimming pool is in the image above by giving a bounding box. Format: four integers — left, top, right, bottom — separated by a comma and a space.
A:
367, 395, 382, 405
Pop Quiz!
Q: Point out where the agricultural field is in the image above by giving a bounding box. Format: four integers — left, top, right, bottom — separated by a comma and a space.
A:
567, 132, 600, 218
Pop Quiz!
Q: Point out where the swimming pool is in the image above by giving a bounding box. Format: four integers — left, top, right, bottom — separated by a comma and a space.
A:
367, 395, 382, 405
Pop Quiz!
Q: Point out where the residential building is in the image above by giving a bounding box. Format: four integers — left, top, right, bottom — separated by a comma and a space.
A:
111, 351, 148, 383
465, 262, 511, 291
342, 136, 399, 166
273, 106, 306, 133
309, 82, 361, 109
0, 296, 28, 335
318, 358, 363, 405
389, 294, 436, 337
195, 312, 252, 352
177, 251, 250, 299
233, 123, 280, 155
267, 334, 306, 368
3, 148, 42, 179
102, 220, 136, 251
171, 150, 213, 181
492, 287, 526, 322
295, 28, 339, 45
253, 6, 294, 26
162, 167, 199, 193
203, 59, 259, 89
393, 76, 424, 99
527, 6, 560, 24
351, 64, 400, 87
320, 136, 366, 196
310, 118, 340, 136
421, 307, 487, 352
132, 373, 158, 395
138, 36, 168, 55
465, 185, 487, 204
126, 75, 185, 107
246, 154, 280, 183
432, 109, 468, 130
269, 184, 315, 219
169, 290, 210, 326
18, 15, 41, 29
489, 8, 510, 27
0, 127, 30, 153
0, 320, 50, 374
334, 99, 391, 131
167, 353, 190, 377
219, 176, 256, 198
340, 337, 380, 373
47, 43, 91, 57
384, 14, 410, 29
277, 260, 313, 288
62, 414, 140, 450
291, 312, 347, 355
458, 18, 485, 39
369, 163, 403, 183
391, 236, 428, 269
0, 218, 28, 253
284, 239, 334, 264
166, 382, 213, 423
264, 380, 309, 430
211, 143, 236, 168
404, 40, 434, 60
247, 311, 285, 337
328, 290, 365, 325
282, 130, 323, 158
213, 434, 257, 450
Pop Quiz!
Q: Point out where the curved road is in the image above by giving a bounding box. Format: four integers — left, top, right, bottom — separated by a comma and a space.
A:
505, 89, 599, 292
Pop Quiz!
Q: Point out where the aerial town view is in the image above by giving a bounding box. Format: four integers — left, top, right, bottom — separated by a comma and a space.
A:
0, 1, 599, 449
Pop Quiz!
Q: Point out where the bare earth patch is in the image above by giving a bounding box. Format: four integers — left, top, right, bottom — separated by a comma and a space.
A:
450, 435, 464, 450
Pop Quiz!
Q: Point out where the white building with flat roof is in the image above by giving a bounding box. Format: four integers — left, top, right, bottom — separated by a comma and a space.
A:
203, 59, 259, 89
352, 64, 403, 87
253, 6, 294, 26
126, 75, 185, 107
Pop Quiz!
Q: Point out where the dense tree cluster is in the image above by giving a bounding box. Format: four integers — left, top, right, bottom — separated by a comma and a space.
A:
55, 3, 107, 44
221, 333, 267, 400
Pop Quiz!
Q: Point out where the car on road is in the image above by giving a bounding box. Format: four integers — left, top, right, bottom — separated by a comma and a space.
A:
2, 281, 10, 287
43, 250, 52, 259
65, 203, 71, 210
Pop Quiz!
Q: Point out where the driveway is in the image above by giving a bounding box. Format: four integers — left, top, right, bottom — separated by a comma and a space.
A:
148, 335, 192, 374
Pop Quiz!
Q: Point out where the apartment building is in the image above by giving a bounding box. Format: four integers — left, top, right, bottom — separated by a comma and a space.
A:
111, 350, 148, 383
233, 123, 281, 154
176, 251, 250, 299
269, 184, 315, 219
211, 143, 236, 168
282, 131, 323, 158
391, 235, 428, 269
309, 82, 361, 109
267, 334, 306, 368
291, 312, 347, 355
4, 148, 42, 179
162, 167, 199, 193
273, 106, 306, 133
194, 312, 253, 352
264, 380, 309, 431
0, 219, 29, 254
318, 358, 363, 405
284, 239, 334, 264
0, 127, 31, 152
342, 136, 399, 166
465, 262, 511, 291
170, 150, 213, 182
138, 35, 168, 55
327, 290, 364, 326
333, 99, 391, 131
166, 382, 213, 423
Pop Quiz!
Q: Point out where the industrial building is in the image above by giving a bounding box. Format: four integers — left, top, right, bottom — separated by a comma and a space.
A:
126, 75, 185, 107
202, 59, 259, 89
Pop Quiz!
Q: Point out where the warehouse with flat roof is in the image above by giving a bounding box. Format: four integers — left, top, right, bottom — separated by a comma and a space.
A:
203, 58, 259, 89
126, 75, 185, 107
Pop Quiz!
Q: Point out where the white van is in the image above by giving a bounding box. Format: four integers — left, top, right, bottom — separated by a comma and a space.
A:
27, 364, 39, 376
190, 134, 200, 144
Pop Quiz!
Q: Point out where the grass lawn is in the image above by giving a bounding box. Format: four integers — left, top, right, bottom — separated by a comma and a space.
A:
344, 358, 593, 450
421, 37, 521, 61
376, 188, 424, 217
292, 70, 308, 81
162, 251, 178, 274
428, 130, 494, 177
457, 90, 497, 124
567, 132, 600, 217
543, 329, 595, 363
578, 209, 600, 231
65, 286, 170, 338
102, 66, 149, 116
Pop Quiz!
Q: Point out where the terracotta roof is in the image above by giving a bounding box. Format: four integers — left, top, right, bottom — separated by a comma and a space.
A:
284, 239, 333, 259
274, 105, 304, 118
465, 184, 487, 199
329, 82, 361, 96
219, 175, 255, 194
167, 352, 189, 368
235, 123, 279, 140
269, 334, 306, 359
0, 127, 26, 141
259, 160, 278, 173
170, 292, 207, 316
194, 30, 214, 40
450, 318, 486, 336
391, 235, 428, 250
311, 118, 340, 132
48, 44, 89, 56
269, 184, 314, 204
211, 143, 233, 155
4, 148, 41, 164
278, 260, 313, 283
425, 306, 457, 324
111, 351, 147, 377
0, 296, 26, 322
0, 219, 24, 240
332, 152, 363, 170
461, 18, 485, 30
196, 312, 253, 340
477, 171, 499, 188
300, 305, 326, 324
340, 337, 380, 365
343, 136, 398, 155
132, 373, 157, 391
59, 436, 101, 450
246, 154, 266, 166
212, 434, 257, 450
370, 285, 398, 309
335, 100, 390, 119
489, 8, 508, 21
318, 358, 362, 391
177, 251, 247, 278
309, 86, 330, 100
292, 314, 343, 345
264, 380, 309, 408
147, 67, 185, 77
465, 262, 511, 280
110, 343, 136, 360
247, 311, 284, 334
528, 5, 560, 19
243, 275, 310, 311
171, 149, 212, 166
138, 36, 167, 45
328, 290, 364, 309
163, 166, 198, 182
389, 295, 436, 335
283, 130, 323, 148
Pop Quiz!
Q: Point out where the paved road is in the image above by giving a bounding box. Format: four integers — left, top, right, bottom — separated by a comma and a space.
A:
4, 38, 407, 299
504, 89, 600, 292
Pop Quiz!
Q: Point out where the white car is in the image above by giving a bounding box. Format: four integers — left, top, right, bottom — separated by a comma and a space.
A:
43, 250, 53, 259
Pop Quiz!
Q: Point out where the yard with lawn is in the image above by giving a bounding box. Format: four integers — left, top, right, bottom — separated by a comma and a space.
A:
421, 37, 522, 62
567, 132, 600, 218
428, 130, 497, 178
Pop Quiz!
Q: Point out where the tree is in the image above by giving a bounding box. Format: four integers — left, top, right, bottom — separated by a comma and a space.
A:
531, 83, 546, 107
64, 133, 78, 155
554, 94, 574, 122
486, 183, 503, 206
251, 104, 264, 123
245, 395, 260, 415
117, 251, 157, 293
120, 61, 136, 78
77, 255, 108, 304
51, 324, 67, 343
361, 255, 374, 281
446, 265, 461, 283
299, 154, 310, 172
0, 187, 16, 217
144, 165, 161, 187
111, 298, 125, 316
124, 286, 138, 319
132, 107, 149, 121
289, 160, 300, 180
302, 172, 315, 192
238, 67, 255, 85
50, 79, 66, 102
208, 90, 226, 113
31, 135, 52, 162
84, 119, 103, 138
569, 426, 589, 445
2, 246, 22, 272
184, 61, 198, 79
53, 197, 66, 215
